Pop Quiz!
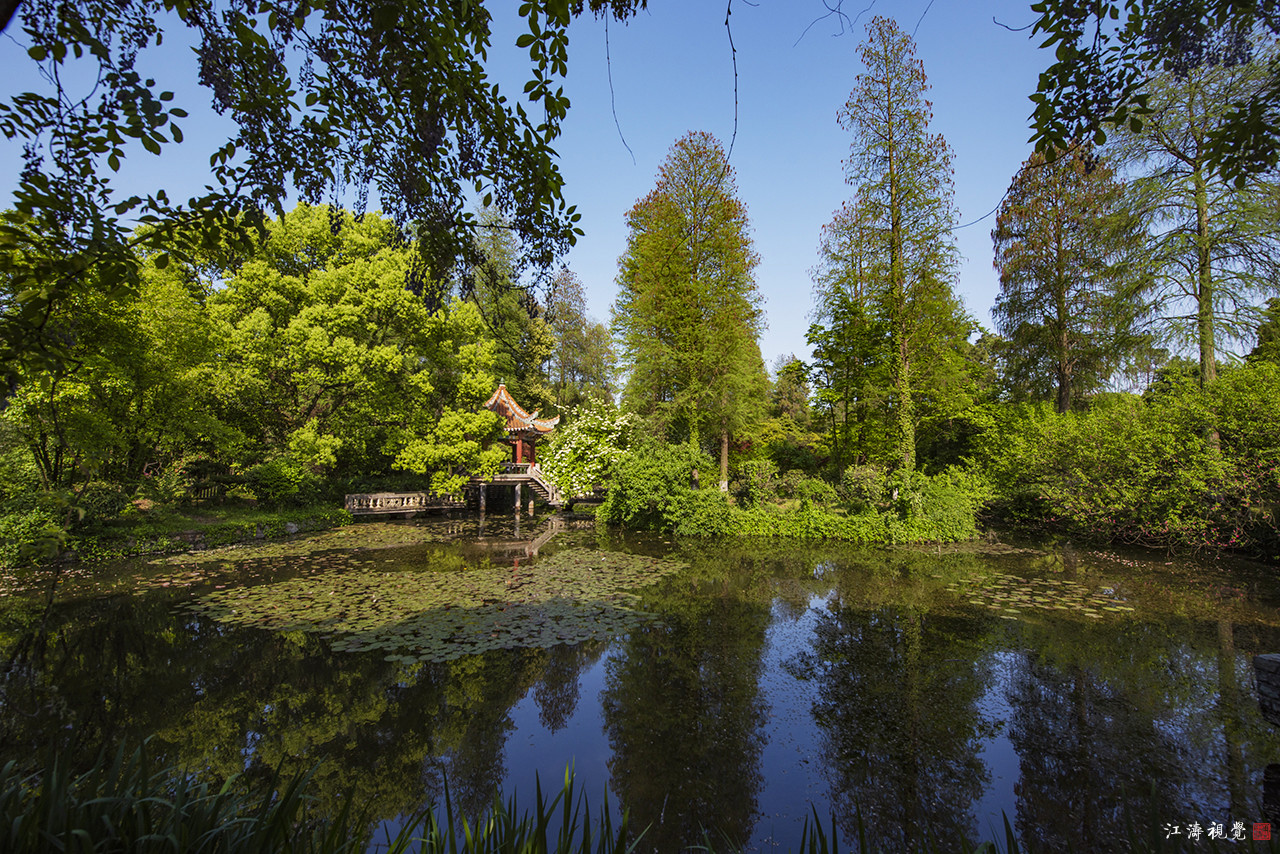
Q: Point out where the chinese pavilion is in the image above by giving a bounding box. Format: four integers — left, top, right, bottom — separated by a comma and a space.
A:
483, 384, 559, 464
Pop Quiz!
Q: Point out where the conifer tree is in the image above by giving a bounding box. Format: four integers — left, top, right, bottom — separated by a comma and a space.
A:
613, 132, 766, 490
1112, 52, 1280, 387
992, 145, 1143, 412
815, 16, 963, 472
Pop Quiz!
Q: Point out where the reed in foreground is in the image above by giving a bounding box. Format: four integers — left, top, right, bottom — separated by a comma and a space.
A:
5, 746, 1279, 853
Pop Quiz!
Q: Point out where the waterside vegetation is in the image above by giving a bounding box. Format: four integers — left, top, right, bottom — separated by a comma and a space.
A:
3, 16, 1280, 570
7, 744, 1278, 854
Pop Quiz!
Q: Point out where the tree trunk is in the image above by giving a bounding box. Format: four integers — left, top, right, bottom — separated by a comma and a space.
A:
719, 427, 729, 492
896, 335, 915, 471
1194, 163, 1217, 387
1193, 160, 1221, 449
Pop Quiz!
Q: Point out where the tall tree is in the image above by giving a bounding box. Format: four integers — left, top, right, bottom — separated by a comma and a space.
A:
613, 131, 767, 490
992, 145, 1143, 412
1, 0, 649, 380
467, 210, 556, 414
545, 267, 616, 408
769, 354, 811, 428
1029, 0, 1279, 185
1112, 53, 1280, 388
820, 16, 963, 472
808, 198, 892, 471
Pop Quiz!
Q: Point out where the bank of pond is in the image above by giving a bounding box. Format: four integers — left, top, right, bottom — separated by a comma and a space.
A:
3, 517, 1280, 852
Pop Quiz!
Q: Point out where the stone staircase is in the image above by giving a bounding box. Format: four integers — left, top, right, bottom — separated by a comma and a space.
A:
525, 466, 563, 508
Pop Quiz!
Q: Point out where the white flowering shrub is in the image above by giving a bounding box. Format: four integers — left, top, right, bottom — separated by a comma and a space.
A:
539, 400, 640, 498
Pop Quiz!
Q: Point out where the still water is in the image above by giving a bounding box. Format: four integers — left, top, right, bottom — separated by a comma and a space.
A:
3, 515, 1280, 852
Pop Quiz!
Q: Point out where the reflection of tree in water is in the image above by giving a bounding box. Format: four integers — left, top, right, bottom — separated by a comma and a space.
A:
533, 641, 606, 732
1004, 618, 1280, 852
416, 650, 552, 819
1005, 648, 1180, 852
601, 581, 770, 851
0, 591, 545, 826
801, 600, 992, 852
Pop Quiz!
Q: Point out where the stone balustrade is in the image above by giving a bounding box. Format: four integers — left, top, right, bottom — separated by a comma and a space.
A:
344, 492, 463, 515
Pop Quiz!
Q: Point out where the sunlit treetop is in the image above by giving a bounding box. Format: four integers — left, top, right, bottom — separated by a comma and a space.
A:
0, 0, 647, 376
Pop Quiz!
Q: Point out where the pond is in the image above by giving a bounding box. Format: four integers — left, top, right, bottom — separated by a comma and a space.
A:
3, 514, 1280, 852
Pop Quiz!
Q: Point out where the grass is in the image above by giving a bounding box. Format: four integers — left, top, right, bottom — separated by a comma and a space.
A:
7, 745, 1278, 853
69, 502, 353, 564
2, 746, 638, 854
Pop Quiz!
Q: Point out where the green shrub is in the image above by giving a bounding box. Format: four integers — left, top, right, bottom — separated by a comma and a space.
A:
776, 468, 808, 499
884, 468, 990, 543
596, 441, 712, 532
792, 475, 839, 507
982, 366, 1280, 553
597, 443, 986, 544
137, 457, 197, 504
733, 459, 778, 507
76, 481, 129, 523
839, 464, 886, 511
0, 505, 64, 568
245, 456, 322, 507
667, 489, 736, 537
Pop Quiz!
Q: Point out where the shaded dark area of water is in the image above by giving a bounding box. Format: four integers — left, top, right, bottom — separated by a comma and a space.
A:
3, 516, 1280, 852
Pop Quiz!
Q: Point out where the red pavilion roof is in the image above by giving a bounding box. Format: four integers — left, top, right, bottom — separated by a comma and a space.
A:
483, 384, 559, 435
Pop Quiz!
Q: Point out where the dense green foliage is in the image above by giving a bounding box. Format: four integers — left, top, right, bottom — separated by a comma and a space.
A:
613, 132, 768, 489
596, 438, 987, 544
992, 145, 1144, 412
0, 205, 614, 567
985, 361, 1280, 554
539, 400, 638, 499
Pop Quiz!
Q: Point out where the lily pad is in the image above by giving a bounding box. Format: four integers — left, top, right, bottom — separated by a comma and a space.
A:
182, 547, 687, 662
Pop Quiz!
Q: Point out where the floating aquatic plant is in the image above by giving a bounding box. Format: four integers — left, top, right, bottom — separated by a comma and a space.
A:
945, 572, 1135, 620
181, 548, 686, 662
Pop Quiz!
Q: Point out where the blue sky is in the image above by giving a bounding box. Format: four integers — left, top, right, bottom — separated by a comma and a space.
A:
538, 1, 1053, 367
1, 0, 1055, 369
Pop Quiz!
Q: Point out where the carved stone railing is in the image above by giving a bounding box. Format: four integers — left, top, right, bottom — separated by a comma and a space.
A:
344, 492, 463, 515
501, 462, 532, 475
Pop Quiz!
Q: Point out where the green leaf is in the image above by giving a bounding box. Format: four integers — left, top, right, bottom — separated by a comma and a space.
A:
27, 45, 48, 61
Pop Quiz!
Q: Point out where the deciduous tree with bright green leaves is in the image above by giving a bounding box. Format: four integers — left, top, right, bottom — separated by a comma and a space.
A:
206, 204, 505, 493
613, 131, 767, 491
2, 253, 221, 490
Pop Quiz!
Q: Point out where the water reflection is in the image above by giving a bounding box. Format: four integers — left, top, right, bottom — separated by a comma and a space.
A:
1, 534, 1280, 851
601, 561, 771, 851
